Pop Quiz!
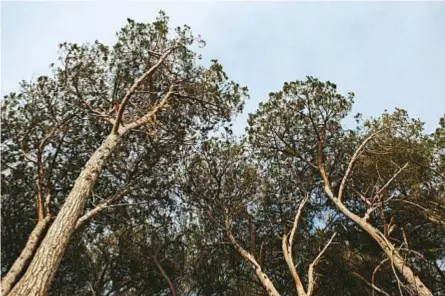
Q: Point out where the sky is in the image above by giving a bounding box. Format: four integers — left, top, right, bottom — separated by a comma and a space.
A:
1, 1, 444, 134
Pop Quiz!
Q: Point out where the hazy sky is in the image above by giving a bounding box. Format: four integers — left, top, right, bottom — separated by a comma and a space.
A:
2, 1, 444, 133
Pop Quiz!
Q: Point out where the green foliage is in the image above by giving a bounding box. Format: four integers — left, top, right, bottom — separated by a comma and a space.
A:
2, 12, 444, 296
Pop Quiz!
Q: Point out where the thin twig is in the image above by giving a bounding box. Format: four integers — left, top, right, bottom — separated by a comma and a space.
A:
353, 271, 390, 296
372, 258, 389, 296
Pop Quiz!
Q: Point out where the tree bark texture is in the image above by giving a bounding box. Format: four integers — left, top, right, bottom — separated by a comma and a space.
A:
1, 215, 51, 296
8, 134, 121, 296
328, 188, 433, 296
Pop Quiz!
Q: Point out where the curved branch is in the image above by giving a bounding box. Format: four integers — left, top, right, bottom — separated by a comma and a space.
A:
307, 233, 336, 296
121, 85, 175, 133
112, 45, 181, 134
338, 129, 387, 201
353, 271, 390, 296
75, 188, 130, 230
372, 258, 389, 296
282, 194, 309, 296
153, 256, 175, 296
317, 135, 432, 296
224, 214, 280, 296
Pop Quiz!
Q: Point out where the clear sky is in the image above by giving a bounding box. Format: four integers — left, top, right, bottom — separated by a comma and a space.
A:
2, 1, 444, 134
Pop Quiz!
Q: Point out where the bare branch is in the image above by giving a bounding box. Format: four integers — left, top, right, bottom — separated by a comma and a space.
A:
153, 256, 175, 296
390, 251, 406, 296
224, 214, 280, 296
378, 162, 409, 197
75, 188, 130, 230
282, 194, 309, 296
362, 163, 409, 221
121, 85, 175, 133
19, 117, 73, 221
363, 204, 378, 221
71, 80, 114, 124
289, 194, 309, 252
317, 132, 335, 198
112, 45, 181, 134
259, 241, 265, 268
37, 118, 72, 218
307, 232, 337, 296
338, 129, 387, 201
351, 186, 372, 206
20, 140, 38, 164
270, 126, 318, 170
352, 271, 390, 296
248, 212, 256, 255
401, 227, 409, 249
372, 258, 389, 296
44, 187, 52, 219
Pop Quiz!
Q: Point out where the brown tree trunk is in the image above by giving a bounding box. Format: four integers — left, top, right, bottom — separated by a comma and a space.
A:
328, 191, 433, 296
1, 215, 51, 296
8, 133, 121, 296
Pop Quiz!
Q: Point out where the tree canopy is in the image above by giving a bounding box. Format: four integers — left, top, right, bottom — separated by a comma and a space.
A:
1, 11, 444, 296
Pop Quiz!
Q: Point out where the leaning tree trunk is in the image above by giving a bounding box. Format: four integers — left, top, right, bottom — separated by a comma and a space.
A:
315, 130, 433, 295
8, 133, 121, 296
329, 191, 433, 296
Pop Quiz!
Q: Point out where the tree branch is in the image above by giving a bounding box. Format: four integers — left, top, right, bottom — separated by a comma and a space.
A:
248, 212, 256, 255
338, 129, 387, 202
112, 45, 181, 134
378, 163, 409, 198
389, 199, 445, 227
362, 163, 409, 221
282, 194, 309, 296
224, 213, 280, 296
372, 258, 389, 296
307, 232, 337, 296
153, 256, 175, 296
121, 85, 175, 133
75, 188, 130, 230
352, 271, 390, 296
316, 129, 432, 295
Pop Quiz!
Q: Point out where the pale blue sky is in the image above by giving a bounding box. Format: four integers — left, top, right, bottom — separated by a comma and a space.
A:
2, 1, 444, 134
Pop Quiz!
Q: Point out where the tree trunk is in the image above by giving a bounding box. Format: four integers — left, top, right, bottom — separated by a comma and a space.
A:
8, 133, 121, 296
1, 215, 51, 296
329, 191, 433, 296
